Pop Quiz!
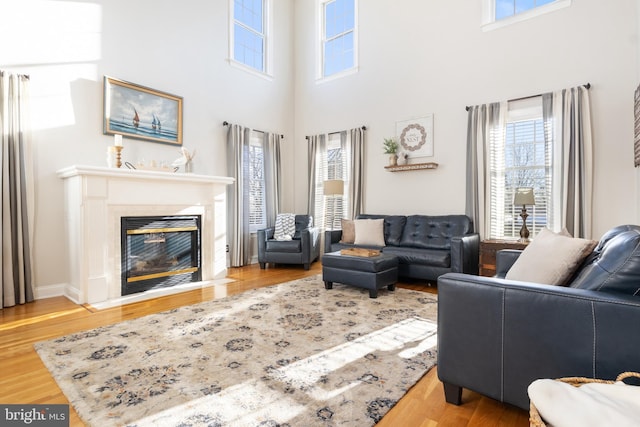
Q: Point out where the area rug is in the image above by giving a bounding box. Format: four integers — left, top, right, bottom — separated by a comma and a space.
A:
35, 275, 438, 426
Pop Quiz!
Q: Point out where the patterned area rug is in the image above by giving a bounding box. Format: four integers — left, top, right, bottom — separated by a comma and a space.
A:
35, 275, 438, 426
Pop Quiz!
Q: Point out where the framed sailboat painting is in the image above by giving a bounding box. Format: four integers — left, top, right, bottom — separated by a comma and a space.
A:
103, 76, 183, 146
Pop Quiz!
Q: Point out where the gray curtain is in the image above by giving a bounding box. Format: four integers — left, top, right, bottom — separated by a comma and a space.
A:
345, 127, 365, 218
226, 124, 251, 267
307, 134, 326, 218
263, 132, 281, 226
542, 86, 593, 238
1, 71, 34, 308
465, 102, 503, 239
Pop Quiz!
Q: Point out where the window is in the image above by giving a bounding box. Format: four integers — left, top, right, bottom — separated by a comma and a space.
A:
495, 0, 556, 20
232, 0, 268, 74
320, 0, 357, 79
248, 132, 266, 231
489, 98, 550, 239
482, 0, 570, 31
313, 133, 350, 229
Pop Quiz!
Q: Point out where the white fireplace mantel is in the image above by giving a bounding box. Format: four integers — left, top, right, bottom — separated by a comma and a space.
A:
57, 165, 234, 305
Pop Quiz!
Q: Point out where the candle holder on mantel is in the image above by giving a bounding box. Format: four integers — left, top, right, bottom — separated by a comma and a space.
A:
114, 146, 123, 168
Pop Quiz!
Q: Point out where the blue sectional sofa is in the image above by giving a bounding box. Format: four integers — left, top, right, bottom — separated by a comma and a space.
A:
324, 214, 479, 282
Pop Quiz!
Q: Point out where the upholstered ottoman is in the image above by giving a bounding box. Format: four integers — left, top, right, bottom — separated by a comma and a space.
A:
322, 251, 399, 298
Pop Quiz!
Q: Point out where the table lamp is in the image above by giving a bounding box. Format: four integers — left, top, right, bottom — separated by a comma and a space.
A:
514, 187, 535, 241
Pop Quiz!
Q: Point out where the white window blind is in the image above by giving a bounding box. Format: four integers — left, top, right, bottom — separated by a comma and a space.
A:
248, 132, 266, 231
489, 98, 550, 239
313, 133, 350, 229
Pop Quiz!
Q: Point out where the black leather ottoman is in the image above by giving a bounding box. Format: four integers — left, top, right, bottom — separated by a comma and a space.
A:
322, 251, 399, 298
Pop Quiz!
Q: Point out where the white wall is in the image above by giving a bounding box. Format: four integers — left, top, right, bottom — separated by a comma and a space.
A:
1, 0, 294, 298
2, 0, 639, 299
293, 0, 639, 239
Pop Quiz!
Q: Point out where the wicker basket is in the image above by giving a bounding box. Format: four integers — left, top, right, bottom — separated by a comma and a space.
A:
529, 372, 640, 426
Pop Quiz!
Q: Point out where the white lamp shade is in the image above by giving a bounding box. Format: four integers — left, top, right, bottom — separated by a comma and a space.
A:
324, 180, 344, 196
513, 187, 535, 206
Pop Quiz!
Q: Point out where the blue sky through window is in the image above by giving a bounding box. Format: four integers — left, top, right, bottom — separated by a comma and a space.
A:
233, 0, 265, 72
495, 0, 556, 20
323, 0, 355, 78
234, 0, 263, 32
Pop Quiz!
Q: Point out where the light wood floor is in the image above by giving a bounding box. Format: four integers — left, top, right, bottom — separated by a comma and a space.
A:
0, 264, 529, 426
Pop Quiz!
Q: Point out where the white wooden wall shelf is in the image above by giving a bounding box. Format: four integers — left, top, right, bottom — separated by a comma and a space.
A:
384, 162, 439, 172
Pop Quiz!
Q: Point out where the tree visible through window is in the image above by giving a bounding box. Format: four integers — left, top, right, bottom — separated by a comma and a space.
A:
233, 0, 266, 72
502, 119, 548, 237
321, 0, 356, 78
489, 100, 550, 239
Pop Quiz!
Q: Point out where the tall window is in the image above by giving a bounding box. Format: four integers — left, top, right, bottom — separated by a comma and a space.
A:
482, 0, 571, 30
232, 0, 267, 73
490, 99, 550, 239
248, 132, 266, 231
320, 0, 357, 79
495, 0, 556, 20
313, 134, 350, 229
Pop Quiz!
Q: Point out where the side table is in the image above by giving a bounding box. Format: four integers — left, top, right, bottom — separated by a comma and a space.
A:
479, 239, 529, 277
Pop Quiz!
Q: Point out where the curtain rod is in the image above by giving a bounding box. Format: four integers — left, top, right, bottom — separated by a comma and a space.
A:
222, 121, 284, 139
464, 83, 591, 111
305, 126, 367, 140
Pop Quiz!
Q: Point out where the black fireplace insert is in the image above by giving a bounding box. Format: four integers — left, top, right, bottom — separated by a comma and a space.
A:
121, 215, 202, 296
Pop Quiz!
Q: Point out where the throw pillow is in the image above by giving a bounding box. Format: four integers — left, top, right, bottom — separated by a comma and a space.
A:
340, 219, 356, 243
354, 219, 385, 247
274, 213, 296, 241
505, 228, 597, 286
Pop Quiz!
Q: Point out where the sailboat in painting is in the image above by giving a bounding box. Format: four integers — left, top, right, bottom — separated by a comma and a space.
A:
133, 109, 140, 128
152, 114, 162, 133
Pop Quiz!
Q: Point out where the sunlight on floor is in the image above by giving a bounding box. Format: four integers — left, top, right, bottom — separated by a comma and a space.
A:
129, 317, 437, 425
0, 306, 88, 332
88, 278, 235, 310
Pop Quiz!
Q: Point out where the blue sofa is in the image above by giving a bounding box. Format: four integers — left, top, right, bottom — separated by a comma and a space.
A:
437, 224, 640, 410
324, 214, 479, 282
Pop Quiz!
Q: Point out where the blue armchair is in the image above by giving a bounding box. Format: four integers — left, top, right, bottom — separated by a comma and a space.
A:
257, 215, 320, 270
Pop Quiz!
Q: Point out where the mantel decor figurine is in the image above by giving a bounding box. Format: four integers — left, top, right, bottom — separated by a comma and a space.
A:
172, 147, 196, 173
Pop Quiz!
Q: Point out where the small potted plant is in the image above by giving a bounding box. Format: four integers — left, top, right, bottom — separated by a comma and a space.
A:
383, 138, 399, 166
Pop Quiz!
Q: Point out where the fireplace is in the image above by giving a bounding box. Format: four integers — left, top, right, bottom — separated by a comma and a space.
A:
121, 215, 202, 296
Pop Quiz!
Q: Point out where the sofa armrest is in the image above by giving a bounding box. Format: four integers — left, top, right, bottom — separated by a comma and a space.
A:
324, 229, 343, 253
436, 272, 640, 410
495, 249, 522, 278
301, 227, 320, 261
450, 233, 480, 275
257, 227, 275, 260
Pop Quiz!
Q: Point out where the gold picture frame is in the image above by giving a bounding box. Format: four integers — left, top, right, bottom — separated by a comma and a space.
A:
103, 76, 183, 146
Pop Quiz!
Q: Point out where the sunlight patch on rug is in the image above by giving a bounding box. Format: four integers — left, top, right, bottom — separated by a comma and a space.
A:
35, 275, 438, 426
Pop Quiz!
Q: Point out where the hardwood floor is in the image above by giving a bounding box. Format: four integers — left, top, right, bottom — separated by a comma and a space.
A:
0, 264, 529, 426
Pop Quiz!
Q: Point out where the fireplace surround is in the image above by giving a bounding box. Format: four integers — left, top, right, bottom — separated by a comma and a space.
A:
57, 165, 234, 304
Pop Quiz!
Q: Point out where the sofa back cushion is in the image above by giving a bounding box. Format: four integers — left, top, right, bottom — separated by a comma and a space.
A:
569, 227, 640, 296
383, 216, 407, 246
399, 215, 473, 250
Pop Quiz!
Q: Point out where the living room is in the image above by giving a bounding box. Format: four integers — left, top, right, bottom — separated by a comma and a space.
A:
1, 0, 639, 425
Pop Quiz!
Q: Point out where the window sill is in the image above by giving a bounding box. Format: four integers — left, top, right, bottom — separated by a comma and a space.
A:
316, 66, 359, 85
228, 59, 274, 81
